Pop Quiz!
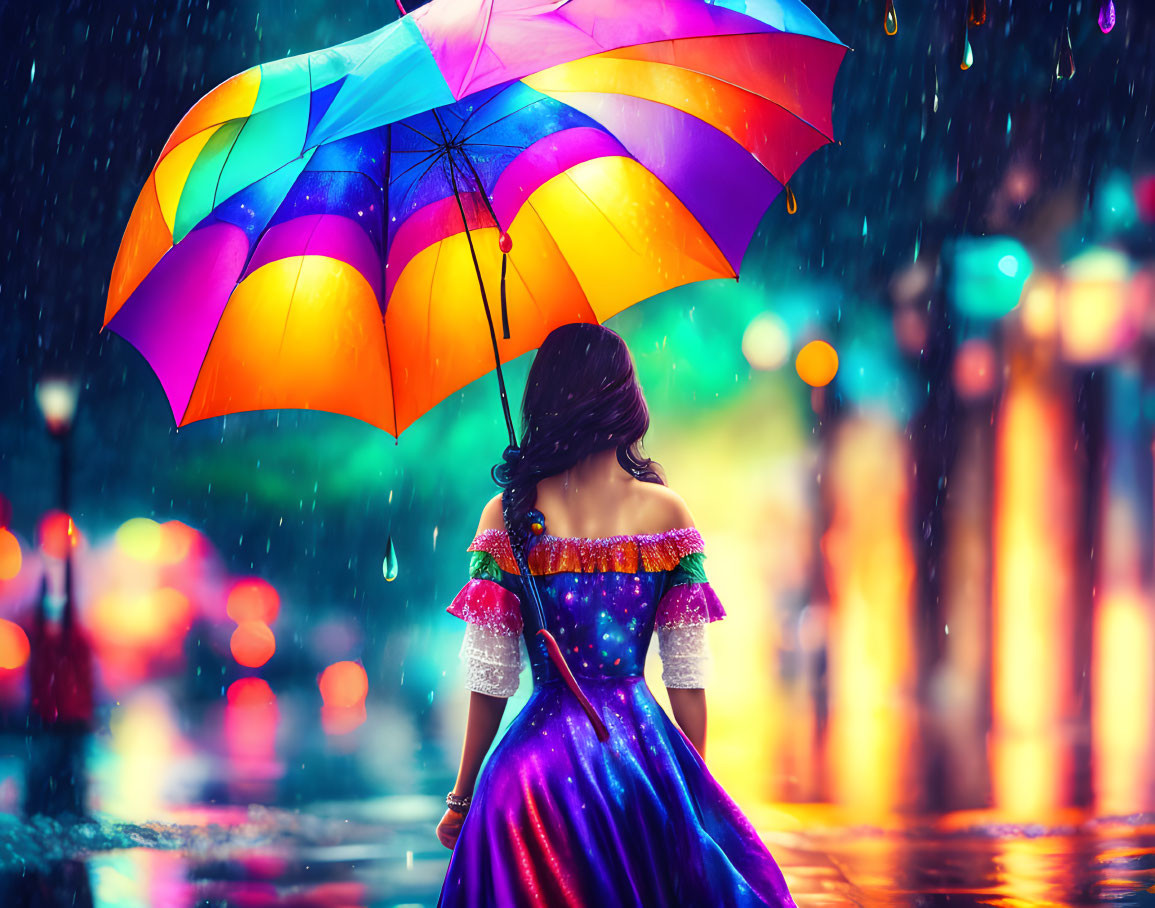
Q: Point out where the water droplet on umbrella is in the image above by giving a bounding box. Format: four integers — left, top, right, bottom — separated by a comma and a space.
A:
784, 184, 798, 214
1056, 26, 1076, 79
884, 0, 898, 36
968, 0, 987, 27
960, 28, 974, 70
383, 536, 399, 582
1098, 1, 1115, 34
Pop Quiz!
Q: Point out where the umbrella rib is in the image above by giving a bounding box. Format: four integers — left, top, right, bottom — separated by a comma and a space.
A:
275, 215, 326, 359
435, 110, 517, 448
389, 148, 445, 186
455, 148, 501, 228
395, 148, 453, 216
463, 141, 532, 150
521, 198, 598, 325
560, 170, 640, 258
380, 123, 399, 436
396, 120, 440, 145
461, 96, 550, 144
448, 88, 508, 143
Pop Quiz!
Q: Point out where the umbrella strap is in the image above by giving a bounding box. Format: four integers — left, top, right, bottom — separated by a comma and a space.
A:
500, 253, 510, 340
537, 629, 610, 741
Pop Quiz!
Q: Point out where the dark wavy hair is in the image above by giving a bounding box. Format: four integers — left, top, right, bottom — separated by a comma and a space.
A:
500, 323, 663, 538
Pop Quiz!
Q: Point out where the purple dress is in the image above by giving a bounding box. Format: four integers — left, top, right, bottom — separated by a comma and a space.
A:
439, 527, 795, 908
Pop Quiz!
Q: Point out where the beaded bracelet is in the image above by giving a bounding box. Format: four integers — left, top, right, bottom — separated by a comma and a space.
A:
446, 791, 472, 815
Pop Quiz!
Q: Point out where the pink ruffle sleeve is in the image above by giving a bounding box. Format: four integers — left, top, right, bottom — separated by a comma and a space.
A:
655, 582, 726, 629
447, 579, 523, 637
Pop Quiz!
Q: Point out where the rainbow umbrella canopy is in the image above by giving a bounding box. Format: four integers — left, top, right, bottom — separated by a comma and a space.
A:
105, 0, 846, 437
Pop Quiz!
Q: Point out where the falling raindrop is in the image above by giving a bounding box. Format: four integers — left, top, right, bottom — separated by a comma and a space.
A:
933, 66, 939, 112
382, 536, 399, 582
884, 0, 898, 36
1056, 26, 1076, 79
960, 27, 974, 71
29, 60, 35, 84
1098, 0, 1116, 33
968, 0, 987, 27
784, 184, 798, 215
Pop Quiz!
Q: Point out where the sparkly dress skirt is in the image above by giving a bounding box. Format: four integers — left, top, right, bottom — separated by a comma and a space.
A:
438, 676, 793, 907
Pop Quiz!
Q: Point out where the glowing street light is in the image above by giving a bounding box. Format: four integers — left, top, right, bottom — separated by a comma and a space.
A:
34, 377, 79, 438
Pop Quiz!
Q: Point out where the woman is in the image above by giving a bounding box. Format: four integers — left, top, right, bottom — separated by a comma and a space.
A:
436, 323, 794, 907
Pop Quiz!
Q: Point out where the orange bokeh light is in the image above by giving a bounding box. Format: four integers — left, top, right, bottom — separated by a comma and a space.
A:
158, 520, 199, 564
0, 620, 29, 670
319, 661, 368, 709
795, 340, 839, 388
37, 511, 81, 559
227, 677, 276, 707
231, 621, 276, 668
227, 578, 280, 625
0, 529, 21, 581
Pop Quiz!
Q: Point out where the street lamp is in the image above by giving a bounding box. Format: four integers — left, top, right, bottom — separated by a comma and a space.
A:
34, 377, 79, 439
34, 376, 79, 627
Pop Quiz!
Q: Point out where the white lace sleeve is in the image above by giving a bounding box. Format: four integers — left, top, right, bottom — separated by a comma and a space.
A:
460, 623, 524, 698
657, 623, 711, 689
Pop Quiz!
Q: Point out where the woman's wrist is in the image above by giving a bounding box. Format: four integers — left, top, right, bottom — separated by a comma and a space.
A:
446, 791, 472, 815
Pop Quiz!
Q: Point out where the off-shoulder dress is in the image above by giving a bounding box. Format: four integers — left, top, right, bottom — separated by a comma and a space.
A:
438, 527, 794, 908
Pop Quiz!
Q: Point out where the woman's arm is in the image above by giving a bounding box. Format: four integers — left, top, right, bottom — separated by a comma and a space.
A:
436, 691, 508, 849
667, 687, 707, 758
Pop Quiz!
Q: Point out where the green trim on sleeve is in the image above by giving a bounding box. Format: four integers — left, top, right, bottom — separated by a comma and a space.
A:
670, 551, 708, 586
468, 549, 504, 582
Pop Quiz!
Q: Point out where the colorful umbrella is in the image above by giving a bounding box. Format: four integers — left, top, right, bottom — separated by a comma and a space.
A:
104, 0, 845, 438
105, 0, 845, 737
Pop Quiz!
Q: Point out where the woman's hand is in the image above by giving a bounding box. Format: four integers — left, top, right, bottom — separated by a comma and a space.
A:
436, 808, 465, 850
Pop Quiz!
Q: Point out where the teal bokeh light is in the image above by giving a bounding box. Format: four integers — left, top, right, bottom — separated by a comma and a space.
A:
949, 236, 1034, 320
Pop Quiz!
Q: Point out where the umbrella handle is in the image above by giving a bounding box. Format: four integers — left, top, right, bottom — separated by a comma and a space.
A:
537, 629, 610, 742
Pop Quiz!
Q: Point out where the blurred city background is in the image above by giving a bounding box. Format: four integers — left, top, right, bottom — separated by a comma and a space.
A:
3, 0, 1155, 905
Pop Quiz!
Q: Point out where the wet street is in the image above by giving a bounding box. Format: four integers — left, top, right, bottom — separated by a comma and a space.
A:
4, 797, 1155, 905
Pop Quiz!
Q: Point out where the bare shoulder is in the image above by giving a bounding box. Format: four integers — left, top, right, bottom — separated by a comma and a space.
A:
475, 493, 506, 536
628, 481, 696, 534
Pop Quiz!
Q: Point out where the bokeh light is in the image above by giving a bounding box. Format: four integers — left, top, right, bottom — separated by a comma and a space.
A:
1058, 247, 1135, 364
115, 517, 163, 561
795, 340, 839, 387
0, 619, 30, 670
37, 510, 81, 558
1135, 173, 1155, 223
741, 312, 790, 371
227, 677, 276, 707
90, 587, 193, 648
950, 236, 1033, 319
953, 338, 999, 400
227, 578, 281, 625
319, 661, 369, 709
0, 529, 21, 581
157, 520, 198, 564
231, 621, 276, 668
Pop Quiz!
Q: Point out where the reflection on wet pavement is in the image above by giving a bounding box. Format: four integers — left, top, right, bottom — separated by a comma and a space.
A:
3, 803, 1155, 906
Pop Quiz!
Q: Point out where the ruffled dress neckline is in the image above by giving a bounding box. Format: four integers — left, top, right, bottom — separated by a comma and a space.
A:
468, 526, 704, 576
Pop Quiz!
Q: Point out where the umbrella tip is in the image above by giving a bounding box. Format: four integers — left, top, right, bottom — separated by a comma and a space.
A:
395, 0, 406, 14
